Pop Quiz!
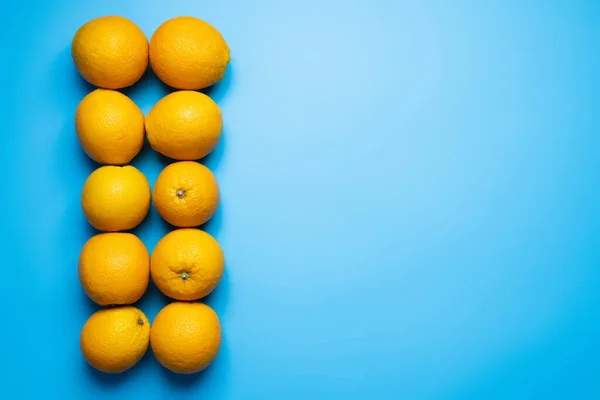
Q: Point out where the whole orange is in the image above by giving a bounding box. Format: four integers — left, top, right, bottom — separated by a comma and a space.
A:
78, 233, 149, 305
72, 16, 148, 89
149, 16, 230, 90
151, 229, 224, 301
153, 161, 220, 227
81, 307, 150, 373
151, 302, 221, 374
81, 166, 151, 232
145, 91, 222, 161
76, 89, 145, 165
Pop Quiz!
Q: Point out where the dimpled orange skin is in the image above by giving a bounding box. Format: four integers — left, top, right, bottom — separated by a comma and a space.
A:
72, 16, 148, 89
145, 91, 223, 161
151, 229, 224, 301
82, 166, 151, 232
76, 89, 145, 165
151, 302, 221, 374
153, 161, 220, 227
81, 307, 150, 374
78, 233, 150, 306
149, 16, 230, 90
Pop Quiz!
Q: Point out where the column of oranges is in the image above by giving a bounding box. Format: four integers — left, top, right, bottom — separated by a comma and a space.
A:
73, 15, 230, 375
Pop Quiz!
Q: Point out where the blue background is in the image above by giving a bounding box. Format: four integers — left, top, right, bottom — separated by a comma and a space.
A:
1, 0, 599, 398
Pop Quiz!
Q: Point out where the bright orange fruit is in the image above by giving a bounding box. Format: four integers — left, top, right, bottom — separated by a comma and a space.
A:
153, 161, 220, 227
80, 307, 150, 373
151, 302, 221, 374
72, 16, 148, 89
150, 16, 229, 90
151, 229, 224, 301
78, 233, 149, 305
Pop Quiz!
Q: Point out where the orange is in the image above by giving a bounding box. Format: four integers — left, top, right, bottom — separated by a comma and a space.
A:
149, 16, 230, 90
151, 229, 224, 301
75, 89, 145, 165
153, 161, 219, 227
82, 166, 151, 232
81, 307, 150, 373
78, 233, 149, 305
151, 302, 221, 374
145, 91, 222, 161
72, 16, 148, 89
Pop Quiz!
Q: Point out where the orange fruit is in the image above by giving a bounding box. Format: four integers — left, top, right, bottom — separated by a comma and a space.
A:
149, 16, 230, 90
82, 166, 151, 232
78, 233, 149, 305
151, 229, 224, 301
81, 307, 150, 373
153, 161, 219, 227
72, 16, 148, 89
75, 89, 145, 165
151, 302, 221, 374
145, 91, 222, 161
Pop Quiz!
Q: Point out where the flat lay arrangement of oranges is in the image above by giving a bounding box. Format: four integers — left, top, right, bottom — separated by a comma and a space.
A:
72, 15, 230, 375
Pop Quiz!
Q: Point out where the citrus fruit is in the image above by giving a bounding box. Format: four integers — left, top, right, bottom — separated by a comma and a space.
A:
81, 166, 151, 232
151, 302, 221, 374
151, 229, 224, 301
78, 233, 150, 305
149, 16, 230, 90
72, 16, 148, 89
75, 89, 145, 165
153, 161, 219, 227
145, 91, 222, 161
81, 306, 150, 373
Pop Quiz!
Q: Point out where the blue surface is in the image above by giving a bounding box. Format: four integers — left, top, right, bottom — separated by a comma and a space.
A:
1, 0, 599, 398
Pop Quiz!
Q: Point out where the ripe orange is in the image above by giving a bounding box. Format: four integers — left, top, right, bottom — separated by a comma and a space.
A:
145, 91, 222, 161
81, 307, 150, 373
72, 16, 148, 89
78, 233, 149, 305
149, 16, 230, 90
81, 166, 151, 232
151, 229, 224, 301
151, 302, 221, 374
153, 161, 220, 227
75, 89, 145, 165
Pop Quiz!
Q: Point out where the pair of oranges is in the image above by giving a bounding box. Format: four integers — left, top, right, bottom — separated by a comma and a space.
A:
72, 15, 229, 90
72, 15, 230, 375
